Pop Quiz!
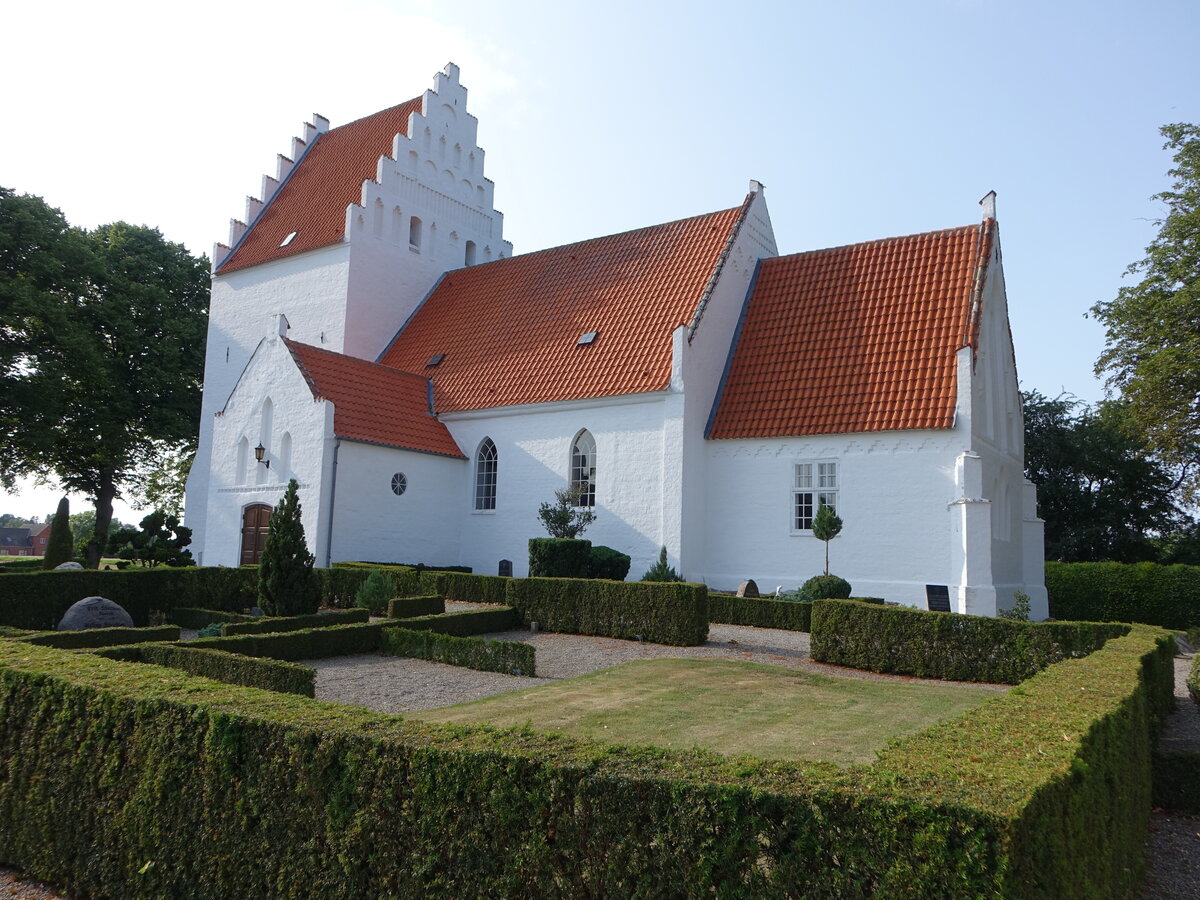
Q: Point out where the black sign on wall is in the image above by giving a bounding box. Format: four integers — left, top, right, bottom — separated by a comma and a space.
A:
925, 584, 952, 613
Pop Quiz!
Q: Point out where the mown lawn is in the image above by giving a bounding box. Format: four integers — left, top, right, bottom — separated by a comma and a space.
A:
413, 657, 1000, 766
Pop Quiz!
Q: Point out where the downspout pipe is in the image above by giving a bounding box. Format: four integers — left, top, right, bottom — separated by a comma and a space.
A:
324, 439, 341, 567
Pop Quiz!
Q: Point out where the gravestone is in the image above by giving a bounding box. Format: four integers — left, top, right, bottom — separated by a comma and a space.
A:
54, 561, 84, 571
57, 596, 134, 631
736, 579, 759, 598
498, 559, 513, 577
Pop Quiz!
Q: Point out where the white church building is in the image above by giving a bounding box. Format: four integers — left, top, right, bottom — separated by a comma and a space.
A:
184, 63, 1047, 618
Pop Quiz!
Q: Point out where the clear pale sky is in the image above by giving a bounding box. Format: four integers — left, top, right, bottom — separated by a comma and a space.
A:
2, 0, 1197, 523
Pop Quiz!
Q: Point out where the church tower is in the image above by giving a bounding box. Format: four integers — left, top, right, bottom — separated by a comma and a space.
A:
185, 63, 510, 559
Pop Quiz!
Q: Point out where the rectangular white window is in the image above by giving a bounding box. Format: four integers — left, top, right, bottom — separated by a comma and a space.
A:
793, 461, 838, 531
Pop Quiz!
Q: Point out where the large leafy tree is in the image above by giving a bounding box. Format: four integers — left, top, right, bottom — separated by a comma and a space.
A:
1092, 124, 1200, 498
0, 190, 210, 567
1022, 390, 1183, 562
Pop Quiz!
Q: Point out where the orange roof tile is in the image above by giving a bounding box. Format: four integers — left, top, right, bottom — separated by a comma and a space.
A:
708, 221, 995, 439
285, 340, 464, 458
378, 205, 746, 411
219, 98, 423, 273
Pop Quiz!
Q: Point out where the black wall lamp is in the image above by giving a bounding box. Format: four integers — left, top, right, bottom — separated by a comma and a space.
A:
254, 443, 270, 468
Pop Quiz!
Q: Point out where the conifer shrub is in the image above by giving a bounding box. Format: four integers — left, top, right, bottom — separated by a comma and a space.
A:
801, 574, 851, 599
197, 622, 223, 638
641, 546, 682, 582
528, 538, 591, 578
354, 570, 395, 615
380, 626, 535, 676
588, 545, 631, 581
41, 497, 75, 569
258, 480, 319, 617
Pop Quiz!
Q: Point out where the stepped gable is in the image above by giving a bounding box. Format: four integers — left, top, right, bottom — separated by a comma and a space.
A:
378, 205, 746, 412
220, 98, 423, 273
284, 340, 464, 458
709, 220, 996, 439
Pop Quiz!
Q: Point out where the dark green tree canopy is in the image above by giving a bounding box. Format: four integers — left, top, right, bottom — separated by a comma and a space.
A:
1022, 390, 1183, 562
1092, 124, 1200, 497
0, 190, 210, 567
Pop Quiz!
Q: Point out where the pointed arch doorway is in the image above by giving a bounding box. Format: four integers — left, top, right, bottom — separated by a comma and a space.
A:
240, 504, 273, 565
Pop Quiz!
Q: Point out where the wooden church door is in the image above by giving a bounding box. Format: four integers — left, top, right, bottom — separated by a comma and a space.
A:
240, 504, 273, 565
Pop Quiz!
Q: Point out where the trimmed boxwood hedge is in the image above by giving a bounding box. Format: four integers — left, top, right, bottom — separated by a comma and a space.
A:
220, 608, 370, 636
189, 621, 393, 661
395, 607, 519, 637
0, 623, 1172, 898
810, 599, 1130, 684
1046, 560, 1200, 629
8, 625, 180, 650
170, 607, 258, 629
418, 571, 510, 605
387, 595, 445, 619
528, 538, 591, 578
507, 578, 708, 646
708, 594, 813, 631
381, 626, 535, 676
1190, 652, 1200, 706
93, 643, 316, 697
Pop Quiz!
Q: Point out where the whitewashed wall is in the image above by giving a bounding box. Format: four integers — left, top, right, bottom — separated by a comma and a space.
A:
202, 335, 333, 567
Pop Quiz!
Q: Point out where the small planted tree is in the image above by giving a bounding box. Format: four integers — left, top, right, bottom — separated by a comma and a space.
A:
354, 569, 395, 615
536, 485, 596, 539
107, 510, 194, 567
641, 546, 682, 582
258, 479, 318, 616
42, 497, 74, 569
811, 503, 843, 576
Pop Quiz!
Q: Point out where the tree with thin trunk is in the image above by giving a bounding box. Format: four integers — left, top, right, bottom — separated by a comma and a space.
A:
811, 503, 843, 576
42, 497, 74, 569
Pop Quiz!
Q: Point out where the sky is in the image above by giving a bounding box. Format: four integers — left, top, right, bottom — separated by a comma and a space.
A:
2, 0, 1197, 523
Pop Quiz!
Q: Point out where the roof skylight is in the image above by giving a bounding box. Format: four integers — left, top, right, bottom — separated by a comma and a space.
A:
578, 332, 599, 345
426, 353, 446, 367
280, 232, 298, 247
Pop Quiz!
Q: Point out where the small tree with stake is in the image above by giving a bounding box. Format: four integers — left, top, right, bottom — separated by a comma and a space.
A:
258, 479, 318, 616
537, 485, 596, 539
42, 496, 74, 569
811, 503, 843, 576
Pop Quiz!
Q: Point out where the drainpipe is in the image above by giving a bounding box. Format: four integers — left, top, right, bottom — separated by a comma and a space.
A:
324, 439, 341, 567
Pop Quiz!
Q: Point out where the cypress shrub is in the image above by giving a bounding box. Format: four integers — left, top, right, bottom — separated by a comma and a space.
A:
810, 599, 1130, 684
387, 596, 445, 619
588, 545, 631, 581
220, 609, 369, 636
1046, 560, 1200, 629
507, 579, 708, 646
641, 546, 682, 582
528, 538, 591, 578
258, 480, 318, 617
41, 497, 74, 569
707, 594, 812, 631
380, 626, 535, 676
354, 570, 394, 615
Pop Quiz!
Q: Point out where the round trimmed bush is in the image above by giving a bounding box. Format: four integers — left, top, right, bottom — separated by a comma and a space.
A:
801, 574, 851, 599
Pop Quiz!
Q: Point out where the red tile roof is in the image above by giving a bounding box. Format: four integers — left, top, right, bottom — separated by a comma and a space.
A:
284, 339, 464, 458
377, 205, 747, 411
219, 98, 423, 274
708, 221, 995, 439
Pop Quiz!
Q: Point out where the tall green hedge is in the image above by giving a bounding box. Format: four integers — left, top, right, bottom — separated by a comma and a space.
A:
507, 579, 707, 646
810, 599, 1130, 684
220, 608, 369, 636
0, 624, 1172, 898
93, 643, 316, 697
527, 538, 591, 578
380, 627, 535, 676
1046, 560, 1200, 629
708, 594, 812, 631
417, 571, 510, 605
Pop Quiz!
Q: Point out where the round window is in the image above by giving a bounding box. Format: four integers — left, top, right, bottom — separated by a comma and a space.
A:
390, 472, 408, 496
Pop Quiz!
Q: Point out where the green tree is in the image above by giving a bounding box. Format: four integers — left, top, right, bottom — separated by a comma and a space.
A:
1093, 124, 1200, 498
107, 510, 193, 568
258, 480, 318, 616
0, 192, 210, 568
640, 546, 682, 582
811, 503, 843, 576
42, 496, 74, 568
537, 485, 596, 539
1022, 390, 1183, 562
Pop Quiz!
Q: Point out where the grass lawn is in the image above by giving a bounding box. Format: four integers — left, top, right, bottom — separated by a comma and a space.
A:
413, 657, 1000, 766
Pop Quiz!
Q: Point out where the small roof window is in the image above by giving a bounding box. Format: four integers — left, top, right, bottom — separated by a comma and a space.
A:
280, 232, 298, 247
426, 353, 446, 367
577, 331, 599, 346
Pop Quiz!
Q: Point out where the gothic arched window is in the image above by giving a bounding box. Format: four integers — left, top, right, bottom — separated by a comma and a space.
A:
475, 437, 497, 510
570, 430, 596, 507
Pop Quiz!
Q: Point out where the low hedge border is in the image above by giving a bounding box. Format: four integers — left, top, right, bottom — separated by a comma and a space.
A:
8, 625, 181, 650
220, 608, 370, 636
93, 643, 316, 697
708, 594, 812, 631
1046, 560, 1200, 630
170, 607, 258, 629
1189, 652, 1199, 707
189, 621, 393, 661
507, 579, 708, 646
387, 596, 445, 619
380, 626, 535, 677
0, 621, 1171, 898
810, 598, 1130, 684
395, 607, 519, 637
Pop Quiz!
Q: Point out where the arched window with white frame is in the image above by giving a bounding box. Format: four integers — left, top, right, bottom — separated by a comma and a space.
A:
474, 437, 497, 510
570, 429, 596, 507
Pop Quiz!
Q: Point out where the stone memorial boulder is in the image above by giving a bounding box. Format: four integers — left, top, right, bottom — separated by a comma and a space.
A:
736, 579, 760, 599
57, 596, 134, 631
54, 561, 84, 571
